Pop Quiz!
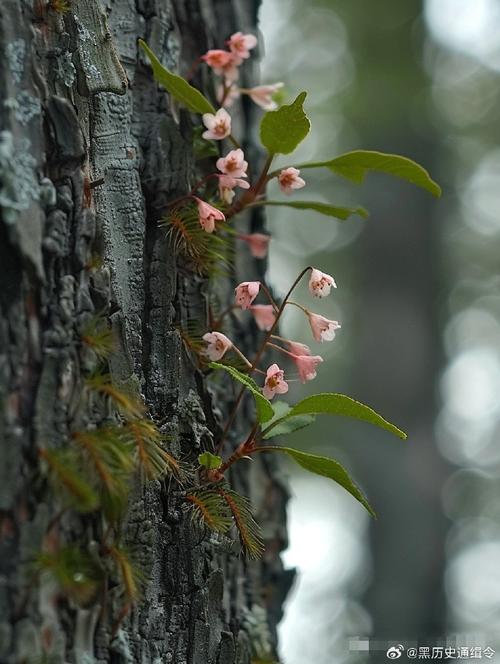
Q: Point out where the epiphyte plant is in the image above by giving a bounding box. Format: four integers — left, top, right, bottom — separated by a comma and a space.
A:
137, 28, 441, 533
138, 29, 440, 528
31, 27, 441, 637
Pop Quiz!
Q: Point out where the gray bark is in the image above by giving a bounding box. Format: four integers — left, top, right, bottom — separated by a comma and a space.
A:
0, 1, 292, 662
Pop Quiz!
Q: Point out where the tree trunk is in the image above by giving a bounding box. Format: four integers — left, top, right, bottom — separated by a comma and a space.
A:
0, 1, 292, 662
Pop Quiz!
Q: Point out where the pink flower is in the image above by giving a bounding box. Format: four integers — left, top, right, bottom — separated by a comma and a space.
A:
278, 167, 306, 194
234, 281, 260, 309
262, 363, 289, 400
202, 49, 233, 72
218, 175, 250, 205
307, 312, 341, 343
291, 354, 323, 383
202, 108, 232, 140
239, 233, 270, 258
308, 268, 337, 298
217, 84, 240, 108
202, 331, 232, 361
216, 149, 248, 178
195, 197, 225, 233
227, 32, 258, 60
245, 83, 284, 111
286, 340, 311, 356
202, 50, 240, 82
249, 304, 276, 331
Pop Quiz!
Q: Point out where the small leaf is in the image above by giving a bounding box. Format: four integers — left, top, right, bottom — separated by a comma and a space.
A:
198, 452, 223, 469
262, 401, 315, 440
299, 150, 441, 197
139, 40, 215, 115
260, 92, 310, 155
263, 446, 375, 517
209, 362, 274, 423
263, 393, 407, 439
258, 200, 368, 221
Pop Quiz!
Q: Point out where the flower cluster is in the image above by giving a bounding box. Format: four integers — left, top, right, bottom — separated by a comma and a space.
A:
203, 267, 341, 399
201, 32, 283, 111
165, 33, 308, 241
138, 21, 436, 534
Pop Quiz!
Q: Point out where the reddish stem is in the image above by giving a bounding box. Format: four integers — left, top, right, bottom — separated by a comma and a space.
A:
216, 266, 312, 452
219, 423, 259, 473
259, 283, 280, 313
225, 153, 274, 219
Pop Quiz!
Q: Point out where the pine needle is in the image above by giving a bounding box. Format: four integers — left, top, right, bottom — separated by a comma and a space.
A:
34, 546, 103, 606
81, 316, 116, 360
217, 488, 265, 559
186, 490, 233, 534
39, 448, 99, 513
124, 419, 184, 482
108, 545, 144, 602
162, 204, 234, 277
71, 428, 135, 522
85, 374, 145, 418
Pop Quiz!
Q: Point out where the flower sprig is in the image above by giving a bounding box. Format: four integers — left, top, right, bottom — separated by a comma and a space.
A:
137, 32, 441, 540
205, 266, 339, 393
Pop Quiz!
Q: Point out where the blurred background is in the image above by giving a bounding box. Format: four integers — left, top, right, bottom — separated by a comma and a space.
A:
257, 0, 500, 661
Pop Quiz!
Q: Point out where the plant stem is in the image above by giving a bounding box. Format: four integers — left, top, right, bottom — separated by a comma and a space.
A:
228, 134, 242, 150
213, 304, 238, 328
216, 266, 312, 452
253, 153, 275, 197
286, 300, 309, 315
270, 333, 291, 344
232, 346, 263, 372
266, 341, 294, 358
166, 174, 220, 209
225, 153, 274, 219
219, 422, 259, 474
185, 57, 202, 82
259, 283, 280, 313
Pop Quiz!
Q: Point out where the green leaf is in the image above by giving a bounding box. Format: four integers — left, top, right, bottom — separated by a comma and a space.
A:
260, 91, 310, 155
264, 446, 376, 517
198, 452, 223, 469
209, 362, 274, 423
299, 150, 441, 197
263, 401, 316, 440
258, 200, 368, 221
139, 40, 215, 115
264, 393, 407, 439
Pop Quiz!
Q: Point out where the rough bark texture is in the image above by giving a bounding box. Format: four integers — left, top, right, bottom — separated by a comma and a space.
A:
0, 1, 292, 662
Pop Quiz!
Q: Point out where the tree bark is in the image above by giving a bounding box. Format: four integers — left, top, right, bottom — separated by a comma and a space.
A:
0, 1, 292, 662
